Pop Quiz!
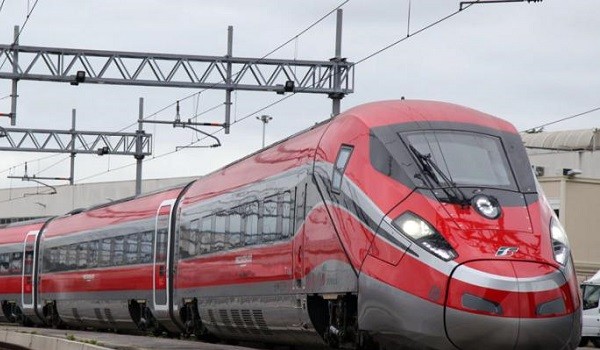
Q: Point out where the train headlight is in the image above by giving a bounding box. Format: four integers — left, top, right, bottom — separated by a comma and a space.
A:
392, 212, 457, 261
472, 194, 501, 220
550, 217, 570, 265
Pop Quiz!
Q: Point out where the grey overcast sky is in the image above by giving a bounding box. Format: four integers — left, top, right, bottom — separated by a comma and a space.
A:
0, 0, 599, 190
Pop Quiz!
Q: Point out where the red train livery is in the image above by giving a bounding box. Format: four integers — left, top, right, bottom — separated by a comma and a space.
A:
0, 100, 581, 349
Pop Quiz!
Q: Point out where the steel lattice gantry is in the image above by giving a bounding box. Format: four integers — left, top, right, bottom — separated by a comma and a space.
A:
0, 126, 151, 156
0, 44, 354, 93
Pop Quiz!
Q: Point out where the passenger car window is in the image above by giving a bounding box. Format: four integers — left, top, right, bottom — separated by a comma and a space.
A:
113, 236, 124, 266
140, 232, 153, 263
99, 238, 112, 267
88, 241, 99, 268
199, 215, 213, 254
244, 202, 260, 245
332, 145, 353, 193
262, 195, 279, 242
10, 252, 23, 274
282, 191, 292, 237
125, 234, 139, 264
0, 253, 9, 274
229, 208, 243, 248
76, 243, 88, 269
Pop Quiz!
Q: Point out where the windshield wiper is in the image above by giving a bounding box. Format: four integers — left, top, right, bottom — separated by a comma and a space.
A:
409, 145, 470, 207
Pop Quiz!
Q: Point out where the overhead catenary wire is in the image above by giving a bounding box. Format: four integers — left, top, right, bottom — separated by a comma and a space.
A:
75, 1, 483, 184
0, 153, 63, 176
522, 105, 600, 133
114, 0, 351, 133
354, 0, 480, 66
0, 0, 7, 16
0, 0, 42, 71
0, 1, 351, 186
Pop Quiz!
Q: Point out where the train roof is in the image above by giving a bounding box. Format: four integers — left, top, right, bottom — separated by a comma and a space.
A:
343, 100, 517, 133
190, 100, 516, 182
0, 217, 49, 229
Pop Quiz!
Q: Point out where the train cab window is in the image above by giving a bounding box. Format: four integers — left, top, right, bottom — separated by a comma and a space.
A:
140, 232, 153, 263
332, 145, 353, 193
244, 202, 260, 246
199, 216, 213, 254
403, 131, 515, 189
113, 236, 125, 266
282, 192, 293, 238
125, 234, 139, 264
229, 208, 243, 248
262, 195, 279, 242
9, 252, 22, 274
99, 238, 112, 267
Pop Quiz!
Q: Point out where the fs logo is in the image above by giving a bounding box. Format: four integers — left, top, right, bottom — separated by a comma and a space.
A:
496, 246, 519, 257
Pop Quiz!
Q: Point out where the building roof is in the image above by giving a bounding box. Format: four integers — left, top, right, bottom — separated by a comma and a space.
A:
521, 128, 600, 151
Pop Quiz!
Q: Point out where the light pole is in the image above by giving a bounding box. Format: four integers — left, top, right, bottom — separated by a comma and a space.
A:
256, 115, 273, 148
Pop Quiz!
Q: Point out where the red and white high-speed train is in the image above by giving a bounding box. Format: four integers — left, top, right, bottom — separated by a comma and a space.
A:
0, 100, 581, 349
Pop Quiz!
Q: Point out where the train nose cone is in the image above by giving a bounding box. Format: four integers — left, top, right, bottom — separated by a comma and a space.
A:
445, 261, 578, 350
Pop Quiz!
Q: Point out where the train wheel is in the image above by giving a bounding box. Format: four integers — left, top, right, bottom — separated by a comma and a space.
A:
1, 301, 15, 322
579, 337, 589, 347
358, 331, 379, 350
43, 301, 64, 329
179, 299, 218, 342
308, 294, 358, 349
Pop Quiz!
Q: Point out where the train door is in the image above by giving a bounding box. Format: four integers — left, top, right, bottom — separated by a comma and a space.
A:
153, 200, 175, 311
292, 183, 307, 290
21, 231, 39, 309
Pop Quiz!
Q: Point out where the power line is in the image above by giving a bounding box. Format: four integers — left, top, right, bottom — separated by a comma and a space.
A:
1, 1, 349, 183
0, 0, 41, 71
0, 153, 63, 176
354, 0, 480, 66
75, 1, 482, 184
115, 0, 351, 133
0, 0, 7, 16
522, 106, 600, 133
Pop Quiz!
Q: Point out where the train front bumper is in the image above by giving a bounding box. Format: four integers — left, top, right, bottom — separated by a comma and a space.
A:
445, 260, 581, 350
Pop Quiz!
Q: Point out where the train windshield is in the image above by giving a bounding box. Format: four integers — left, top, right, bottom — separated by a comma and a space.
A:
402, 131, 517, 189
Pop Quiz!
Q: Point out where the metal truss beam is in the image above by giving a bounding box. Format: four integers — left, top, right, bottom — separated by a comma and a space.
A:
0, 44, 354, 94
0, 126, 152, 156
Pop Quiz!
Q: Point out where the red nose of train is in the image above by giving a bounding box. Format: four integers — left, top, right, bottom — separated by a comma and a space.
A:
444, 260, 580, 349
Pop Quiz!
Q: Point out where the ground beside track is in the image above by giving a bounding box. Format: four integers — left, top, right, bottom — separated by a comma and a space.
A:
0, 324, 593, 350
0, 324, 262, 350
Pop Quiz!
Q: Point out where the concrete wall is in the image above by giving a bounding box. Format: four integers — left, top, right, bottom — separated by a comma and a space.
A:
0, 176, 197, 221
539, 177, 600, 280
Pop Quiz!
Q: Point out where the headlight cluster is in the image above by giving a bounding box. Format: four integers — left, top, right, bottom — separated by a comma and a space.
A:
550, 217, 570, 265
392, 212, 457, 261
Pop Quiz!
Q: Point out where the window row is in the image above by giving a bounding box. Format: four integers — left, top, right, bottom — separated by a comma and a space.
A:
0, 251, 23, 276
179, 191, 294, 258
43, 231, 154, 272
